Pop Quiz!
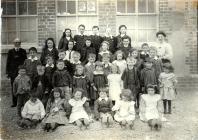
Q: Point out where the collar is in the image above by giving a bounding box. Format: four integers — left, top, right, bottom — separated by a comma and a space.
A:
120, 34, 126, 37
93, 71, 104, 75
98, 97, 108, 101
154, 56, 159, 60
48, 48, 53, 51
70, 60, 81, 64
73, 75, 86, 78
78, 33, 85, 36
46, 63, 54, 68
92, 33, 100, 36
28, 56, 38, 61
86, 62, 95, 66
103, 62, 111, 68
15, 48, 20, 51
104, 34, 112, 38
99, 51, 110, 55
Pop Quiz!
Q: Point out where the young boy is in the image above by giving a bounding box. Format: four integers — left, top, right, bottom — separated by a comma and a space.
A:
13, 65, 31, 118
23, 47, 41, 81
52, 60, 72, 100
70, 51, 81, 76
102, 53, 112, 77
19, 90, 45, 128
94, 88, 114, 127
58, 50, 72, 75
118, 35, 132, 58
64, 40, 75, 62
139, 43, 150, 61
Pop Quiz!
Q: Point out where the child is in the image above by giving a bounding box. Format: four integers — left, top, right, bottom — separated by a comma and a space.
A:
121, 57, 140, 108
23, 47, 41, 81
112, 89, 135, 129
140, 57, 158, 94
58, 50, 72, 75
139, 85, 163, 131
74, 24, 87, 52
69, 88, 91, 130
102, 53, 112, 76
103, 27, 117, 54
159, 65, 177, 114
43, 88, 69, 132
64, 40, 75, 62
107, 64, 122, 104
80, 37, 96, 65
32, 65, 49, 107
149, 47, 163, 80
94, 88, 114, 127
40, 38, 59, 65
112, 50, 127, 75
70, 51, 82, 76
139, 43, 150, 61
85, 53, 96, 81
90, 26, 103, 57
73, 64, 90, 98
58, 28, 73, 51
52, 60, 72, 100
116, 25, 131, 48
19, 90, 45, 129
117, 35, 132, 58
98, 41, 112, 62
91, 61, 108, 105
13, 65, 31, 118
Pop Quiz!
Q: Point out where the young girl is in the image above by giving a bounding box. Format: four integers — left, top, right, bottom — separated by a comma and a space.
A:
112, 50, 127, 75
40, 38, 59, 65
91, 61, 108, 105
117, 35, 132, 58
139, 85, 163, 131
58, 28, 73, 51
69, 88, 91, 130
98, 41, 112, 62
94, 88, 114, 127
73, 64, 90, 98
112, 89, 135, 129
43, 88, 69, 132
107, 64, 122, 104
159, 65, 177, 114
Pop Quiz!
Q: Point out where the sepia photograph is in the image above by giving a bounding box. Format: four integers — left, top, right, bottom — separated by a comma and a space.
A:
0, 0, 198, 140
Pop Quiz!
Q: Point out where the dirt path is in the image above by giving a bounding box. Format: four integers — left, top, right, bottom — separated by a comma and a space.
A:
1, 89, 198, 140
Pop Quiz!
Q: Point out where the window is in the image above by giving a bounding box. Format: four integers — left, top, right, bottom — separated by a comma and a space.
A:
1, 0, 37, 45
116, 0, 158, 44
56, 0, 98, 43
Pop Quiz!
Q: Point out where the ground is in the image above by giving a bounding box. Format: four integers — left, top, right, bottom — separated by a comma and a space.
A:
0, 89, 198, 140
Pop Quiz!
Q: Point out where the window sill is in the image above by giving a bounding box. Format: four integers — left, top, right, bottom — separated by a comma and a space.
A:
116, 13, 157, 16
56, 14, 98, 17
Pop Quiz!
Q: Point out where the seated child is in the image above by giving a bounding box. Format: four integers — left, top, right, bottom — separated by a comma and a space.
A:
94, 88, 114, 127
18, 90, 45, 129
139, 85, 163, 131
43, 88, 69, 132
112, 89, 135, 129
69, 88, 91, 130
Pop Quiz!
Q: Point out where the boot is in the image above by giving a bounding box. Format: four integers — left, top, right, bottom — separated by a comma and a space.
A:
168, 100, 172, 114
163, 100, 167, 114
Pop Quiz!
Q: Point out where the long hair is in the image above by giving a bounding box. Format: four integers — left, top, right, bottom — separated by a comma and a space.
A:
44, 38, 56, 50
62, 28, 72, 38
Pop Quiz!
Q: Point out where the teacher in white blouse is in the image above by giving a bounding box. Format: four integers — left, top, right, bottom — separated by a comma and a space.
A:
154, 31, 173, 62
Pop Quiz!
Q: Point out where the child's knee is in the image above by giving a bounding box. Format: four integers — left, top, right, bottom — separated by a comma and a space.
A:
75, 120, 82, 126
107, 116, 113, 124
101, 116, 108, 123
83, 119, 90, 126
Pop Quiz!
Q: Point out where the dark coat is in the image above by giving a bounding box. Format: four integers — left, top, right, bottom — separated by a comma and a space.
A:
74, 35, 87, 52
58, 37, 73, 51
40, 48, 59, 65
90, 35, 103, 55
6, 48, 27, 78
52, 69, 72, 87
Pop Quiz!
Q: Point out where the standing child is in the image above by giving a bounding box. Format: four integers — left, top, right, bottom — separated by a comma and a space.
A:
94, 88, 114, 127
112, 89, 135, 129
112, 50, 127, 75
64, 40, 75, 62
13, 65, 31, 118
102, 53, 112, 77
23, 47, 41, 81
85, 53, 96, 81
73, 64, 90, 98
19, 90, 45, 129
91, 61, 108, 105
116, 25, 131, 48
98, 41, 112, 62
107, 64, 122, 104
139, 43, 150, 61
159, 65, 177, 114
70, 51, 82, 76
69, 88, 91, 130
139, 85, 163, 131
117, 35, 132, 58
58, 50, 72, 75
40, 38, 59, 65
43, 88, 69, 132
121, 57, 140, 108
52, 60, 72, 100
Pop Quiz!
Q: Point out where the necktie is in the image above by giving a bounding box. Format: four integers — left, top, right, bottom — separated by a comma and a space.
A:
69, 51, 71, 60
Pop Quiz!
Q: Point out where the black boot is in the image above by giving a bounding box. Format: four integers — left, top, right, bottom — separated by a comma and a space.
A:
163, 100, 167, 114
168, 100, 172, 114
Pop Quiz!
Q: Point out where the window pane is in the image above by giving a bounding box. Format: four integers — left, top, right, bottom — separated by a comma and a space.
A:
57, 17, 77, 30
138, 0, 146, 13
127, 0, 135, 13
1, 32, 7, 44
28, 2, 37, 15
28, 18, 37, 31
1, 18, 7, 32
148, 0, 155, 13
1, 2, 6, 15
19, 2, 28, 15
147, 16, 157, 28
88, 0, 96, 13
7, 2, 16, 15
117, 0, 125, 13
8, 32, 17, 44
19, 17, 37, 31
57, 1, 66, 15
19, 18, 28, 31
138, 30, 147, 42
20, 31, 36, 43
7, 18, 16, 31
116, 16, 136, 30
138, 16, 147, 29
67, 1, 76, 14
78, 1, 87, 14
147, 30, 156, 41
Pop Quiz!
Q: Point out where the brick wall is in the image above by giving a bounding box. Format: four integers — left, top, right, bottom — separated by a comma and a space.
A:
37, 0, 56, 47
98, 0, 116, 35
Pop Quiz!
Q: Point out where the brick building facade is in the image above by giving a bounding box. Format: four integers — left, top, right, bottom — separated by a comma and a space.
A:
1, 0, 198, 93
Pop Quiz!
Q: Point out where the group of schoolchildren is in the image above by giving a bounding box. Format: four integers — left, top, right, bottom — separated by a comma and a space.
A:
13, 24, 177, 132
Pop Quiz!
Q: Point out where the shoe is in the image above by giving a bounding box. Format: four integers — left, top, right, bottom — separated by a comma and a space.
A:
11, 104, 17, 107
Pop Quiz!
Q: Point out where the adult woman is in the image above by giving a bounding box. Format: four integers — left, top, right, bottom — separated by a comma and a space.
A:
58, 28, 73, 51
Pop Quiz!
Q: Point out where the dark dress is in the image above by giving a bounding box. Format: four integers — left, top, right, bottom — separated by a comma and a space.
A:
72, 75, 90, 98
45, 65, 56, 92
91, 72, 108, 100
74, 35, 87, 52
90, 35, 103, 56
118, 45, 132, 58
40, 48, 59, 65
115, 35, 131, 48
79, 45, 96, 65
58, 37, 73, 51
103, 36, 117, 53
